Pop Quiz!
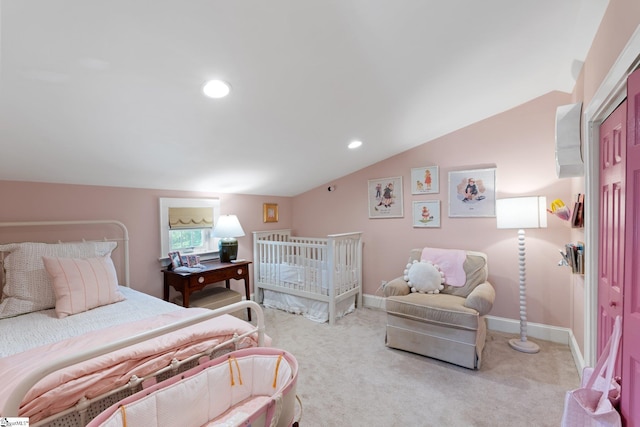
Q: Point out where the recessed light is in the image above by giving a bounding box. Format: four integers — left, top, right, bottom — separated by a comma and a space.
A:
203, 80, 231, 98
348, 140, 362, 149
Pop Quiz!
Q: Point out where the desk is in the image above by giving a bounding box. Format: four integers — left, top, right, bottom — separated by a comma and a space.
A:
163, 260, 252, 321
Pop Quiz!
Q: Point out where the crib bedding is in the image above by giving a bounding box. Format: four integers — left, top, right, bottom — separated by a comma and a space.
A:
0, 306, 267, 423
258, 261, 358, 322
259, 262, 359, 293
0, 286, 179, 357
262, 289, 355, 323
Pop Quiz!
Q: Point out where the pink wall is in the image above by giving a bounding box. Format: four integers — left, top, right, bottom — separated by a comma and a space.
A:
293, 91, 576, 327
581, 0, 640, 106
0, 181, 293, 299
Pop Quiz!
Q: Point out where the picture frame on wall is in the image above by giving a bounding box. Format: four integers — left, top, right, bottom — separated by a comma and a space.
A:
411, 166, 439, 194
263, 203, 279, 223
368, 176, 404, 218
412, 200, 441, 227
448, 168, 496, 217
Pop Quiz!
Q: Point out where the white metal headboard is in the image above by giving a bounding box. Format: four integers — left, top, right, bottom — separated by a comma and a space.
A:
0, 220, 130, 286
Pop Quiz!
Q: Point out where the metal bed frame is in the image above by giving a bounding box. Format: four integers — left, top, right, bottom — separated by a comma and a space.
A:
0, 220, 266, 425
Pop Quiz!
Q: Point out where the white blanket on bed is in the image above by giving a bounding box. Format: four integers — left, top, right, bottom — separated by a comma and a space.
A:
0, 287, 179, 357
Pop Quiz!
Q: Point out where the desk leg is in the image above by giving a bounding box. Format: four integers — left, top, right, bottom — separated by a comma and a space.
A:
244, 277, 251, 321
163, 282, 169, 302
183, 289, 191, 308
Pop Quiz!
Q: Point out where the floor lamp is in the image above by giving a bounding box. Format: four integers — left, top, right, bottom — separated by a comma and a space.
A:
496, 196, 547, 354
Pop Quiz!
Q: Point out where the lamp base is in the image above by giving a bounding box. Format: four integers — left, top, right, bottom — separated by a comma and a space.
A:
218, 239, 238, 263
509, 338, 540, 354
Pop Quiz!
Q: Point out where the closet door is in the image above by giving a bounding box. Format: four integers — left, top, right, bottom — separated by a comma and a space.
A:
622, 68, 640, 426
598, 100, 626, 358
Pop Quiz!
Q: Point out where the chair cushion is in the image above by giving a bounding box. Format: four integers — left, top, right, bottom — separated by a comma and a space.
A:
385, 293, 480, 331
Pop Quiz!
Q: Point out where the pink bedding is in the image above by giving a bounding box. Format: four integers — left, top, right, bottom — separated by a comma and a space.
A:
0, 308, 270, 423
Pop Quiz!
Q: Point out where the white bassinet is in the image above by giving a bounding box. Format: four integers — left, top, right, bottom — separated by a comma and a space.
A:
87, 347, 299, 427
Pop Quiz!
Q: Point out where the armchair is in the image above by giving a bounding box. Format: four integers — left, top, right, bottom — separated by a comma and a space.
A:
384, 248, 495, 369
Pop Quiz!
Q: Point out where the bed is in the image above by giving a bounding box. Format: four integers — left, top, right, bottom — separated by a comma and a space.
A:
0, 220, 269, 426
252, 229, 363, 325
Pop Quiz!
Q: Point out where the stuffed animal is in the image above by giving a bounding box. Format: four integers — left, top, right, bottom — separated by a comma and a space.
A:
403, 260, 445, 294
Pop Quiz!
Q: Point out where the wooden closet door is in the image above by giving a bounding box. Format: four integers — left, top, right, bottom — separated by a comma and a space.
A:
598, 99, 626, 358
621, 68, 640, 427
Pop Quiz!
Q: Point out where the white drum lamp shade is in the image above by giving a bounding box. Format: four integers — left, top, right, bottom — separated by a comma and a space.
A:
212, 215, 245, 263
496, 196, 547, 353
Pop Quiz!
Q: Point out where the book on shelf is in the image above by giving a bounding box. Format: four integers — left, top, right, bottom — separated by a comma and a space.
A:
571, 194, 585, 228
562, 242, 584, 274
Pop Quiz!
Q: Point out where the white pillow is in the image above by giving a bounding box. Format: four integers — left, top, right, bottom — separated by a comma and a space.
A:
42, 255, 125, 318
0, 241, 117, 318
403, 260, 445, 294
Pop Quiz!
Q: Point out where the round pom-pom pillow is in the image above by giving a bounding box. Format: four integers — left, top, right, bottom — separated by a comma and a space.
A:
403, 260, 445, 294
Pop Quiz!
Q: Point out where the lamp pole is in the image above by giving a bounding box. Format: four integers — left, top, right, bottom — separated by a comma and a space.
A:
508, 228, 540, 353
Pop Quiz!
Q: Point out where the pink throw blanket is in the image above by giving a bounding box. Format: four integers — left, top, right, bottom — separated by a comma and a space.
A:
421, 247, 467, 287
0, 308, 270, 423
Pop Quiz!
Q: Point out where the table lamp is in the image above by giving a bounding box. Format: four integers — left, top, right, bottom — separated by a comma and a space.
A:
212, 215, 245, 263
496, 196, 547, 353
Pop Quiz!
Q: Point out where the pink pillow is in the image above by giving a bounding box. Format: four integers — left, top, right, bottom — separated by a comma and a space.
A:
42, 255, 125, 318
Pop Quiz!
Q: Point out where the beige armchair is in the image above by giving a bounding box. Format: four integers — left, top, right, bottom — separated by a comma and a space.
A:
384, 248, 495, 369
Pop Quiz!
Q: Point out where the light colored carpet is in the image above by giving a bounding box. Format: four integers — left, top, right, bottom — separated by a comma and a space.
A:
260, 306, 580, 427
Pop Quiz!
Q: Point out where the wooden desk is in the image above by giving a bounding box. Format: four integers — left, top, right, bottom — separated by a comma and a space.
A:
163, 260, 252, 321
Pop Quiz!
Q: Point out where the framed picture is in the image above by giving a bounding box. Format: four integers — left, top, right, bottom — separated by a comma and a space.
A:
412, 200, 441, 227
263, 203, 279, 223
368, 176, 404, 218
168, 251, 183, 269
186, 254, 200, 267
448, 168, 496, 217
411, 166, 439, 194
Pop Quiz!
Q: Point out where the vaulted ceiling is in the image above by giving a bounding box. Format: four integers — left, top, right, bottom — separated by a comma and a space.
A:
0, 1, 608, 196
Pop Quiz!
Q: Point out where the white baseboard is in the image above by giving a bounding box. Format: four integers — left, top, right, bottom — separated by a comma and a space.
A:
363, 293, 386, 310
568, 328, 586, 377
485, 315, 569, 344
362, 294, 584, 373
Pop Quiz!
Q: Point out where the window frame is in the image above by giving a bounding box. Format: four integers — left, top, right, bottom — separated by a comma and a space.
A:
159, 197, 220, 263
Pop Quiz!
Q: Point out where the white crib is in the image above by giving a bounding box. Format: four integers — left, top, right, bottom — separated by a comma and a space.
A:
252, 230, 363, 325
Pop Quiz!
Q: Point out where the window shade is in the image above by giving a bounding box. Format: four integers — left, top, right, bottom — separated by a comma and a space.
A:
168, 207, 214, 229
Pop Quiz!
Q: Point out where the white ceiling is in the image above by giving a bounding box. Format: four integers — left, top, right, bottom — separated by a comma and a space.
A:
0, 1, 609, 196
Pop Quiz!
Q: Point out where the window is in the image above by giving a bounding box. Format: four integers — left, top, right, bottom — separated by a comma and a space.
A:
169, 229, 207, 253
159, 198, 220, 261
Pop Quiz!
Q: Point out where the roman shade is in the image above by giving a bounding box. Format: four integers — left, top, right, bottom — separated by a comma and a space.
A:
168, 207, 213, 229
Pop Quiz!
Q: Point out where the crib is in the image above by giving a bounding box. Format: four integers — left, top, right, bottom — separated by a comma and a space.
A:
87, 347, 299, 427
252, 230, 363, 325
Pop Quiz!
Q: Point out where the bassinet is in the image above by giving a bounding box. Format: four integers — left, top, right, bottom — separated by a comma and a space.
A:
252, 230, 363, 325
87, 347, 299, 427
